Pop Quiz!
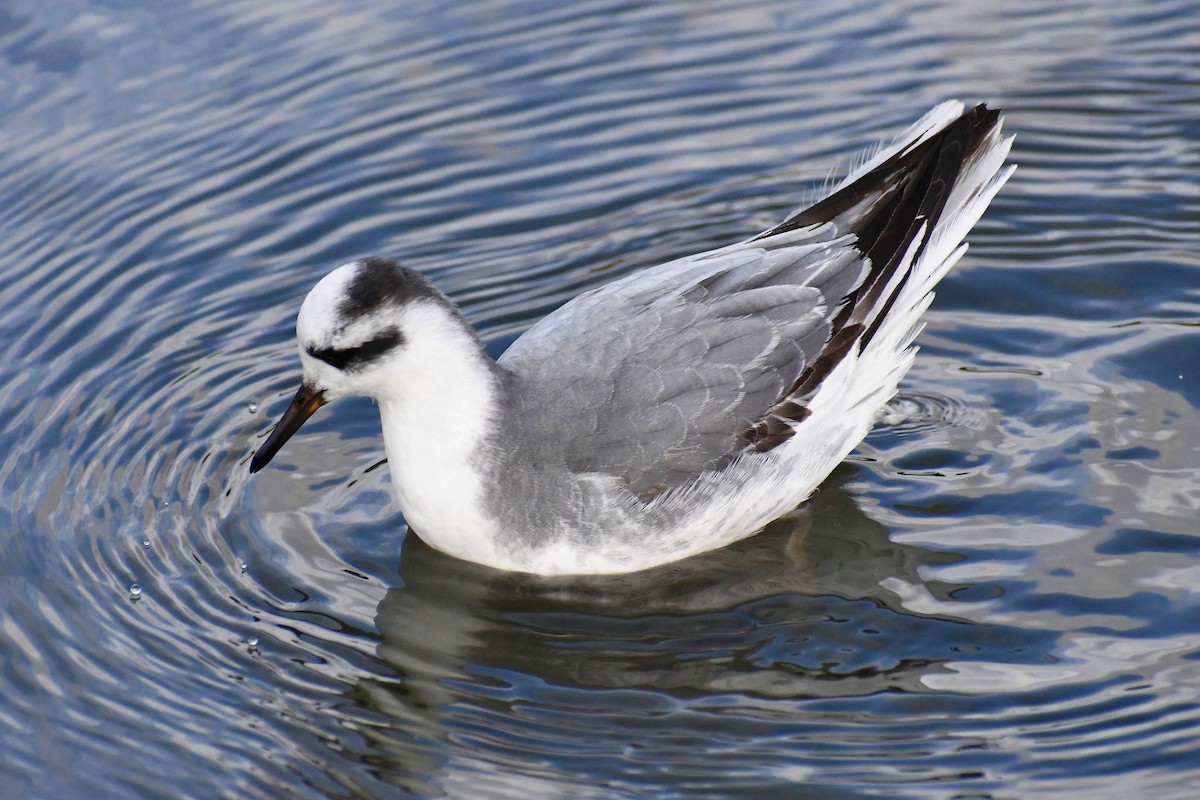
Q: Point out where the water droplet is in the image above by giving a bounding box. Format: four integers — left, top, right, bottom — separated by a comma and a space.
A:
239, 560, 248, 573
129, 583, 142, 598
142, 538, 151, 547
247, 402, 259, 414
247, 635, 259, 650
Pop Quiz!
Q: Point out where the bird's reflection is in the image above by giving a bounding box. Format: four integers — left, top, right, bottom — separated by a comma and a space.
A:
333, 468, 1055, 793
373, 465, 968, 693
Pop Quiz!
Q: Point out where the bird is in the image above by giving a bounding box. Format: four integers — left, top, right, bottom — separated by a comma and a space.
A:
249, 101, 1014, 576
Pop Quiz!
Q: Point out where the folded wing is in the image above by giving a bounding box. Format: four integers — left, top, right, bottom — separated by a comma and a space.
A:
501, 102, 1012, 500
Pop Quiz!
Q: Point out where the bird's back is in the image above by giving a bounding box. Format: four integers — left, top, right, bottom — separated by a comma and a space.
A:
500, 102, 1014, 507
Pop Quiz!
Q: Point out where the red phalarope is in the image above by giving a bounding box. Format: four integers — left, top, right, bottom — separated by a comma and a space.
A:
251, 102, 1014, 575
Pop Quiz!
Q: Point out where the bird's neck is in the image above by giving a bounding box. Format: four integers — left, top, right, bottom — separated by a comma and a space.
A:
375, 337, 509, 566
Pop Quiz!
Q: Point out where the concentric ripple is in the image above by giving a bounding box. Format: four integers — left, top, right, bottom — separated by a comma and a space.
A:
1, 0, 1199, 797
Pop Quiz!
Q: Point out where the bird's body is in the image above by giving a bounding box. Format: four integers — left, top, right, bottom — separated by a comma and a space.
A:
251, 101, 1014, 575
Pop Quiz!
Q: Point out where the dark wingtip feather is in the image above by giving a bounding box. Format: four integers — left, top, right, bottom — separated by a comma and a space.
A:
740, 104, 1004, 453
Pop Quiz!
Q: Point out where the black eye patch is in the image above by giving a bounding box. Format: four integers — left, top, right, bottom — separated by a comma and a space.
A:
306, 327, 404, 371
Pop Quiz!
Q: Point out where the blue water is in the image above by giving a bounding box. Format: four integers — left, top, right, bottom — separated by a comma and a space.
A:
2, 1, 1199, 797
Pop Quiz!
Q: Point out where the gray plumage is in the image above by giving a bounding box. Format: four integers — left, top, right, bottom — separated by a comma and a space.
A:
499, 228, 865, 499
497, 103, 1004, 504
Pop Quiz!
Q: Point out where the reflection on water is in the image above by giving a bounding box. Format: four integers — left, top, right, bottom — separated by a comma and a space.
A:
380, 474, 973, 694
1, 0, 1200, 797
333, 475, 1059, 797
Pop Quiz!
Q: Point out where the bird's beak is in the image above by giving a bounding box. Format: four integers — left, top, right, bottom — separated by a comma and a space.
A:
249, 384, 327, 473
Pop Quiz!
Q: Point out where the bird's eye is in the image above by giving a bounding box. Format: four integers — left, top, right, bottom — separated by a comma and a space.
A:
306, 327, 404, 370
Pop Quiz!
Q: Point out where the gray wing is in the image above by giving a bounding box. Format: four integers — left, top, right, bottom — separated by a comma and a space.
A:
499, 103, 1008, 500
499, 226, 868, 498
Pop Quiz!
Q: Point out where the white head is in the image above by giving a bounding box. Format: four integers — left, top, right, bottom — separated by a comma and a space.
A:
250, 257, 487, 473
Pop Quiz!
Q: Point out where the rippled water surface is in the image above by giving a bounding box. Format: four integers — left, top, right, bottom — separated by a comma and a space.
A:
2, 1, 1199, 797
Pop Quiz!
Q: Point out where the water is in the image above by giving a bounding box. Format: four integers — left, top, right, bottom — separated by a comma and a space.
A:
2, 0, 1198, 797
